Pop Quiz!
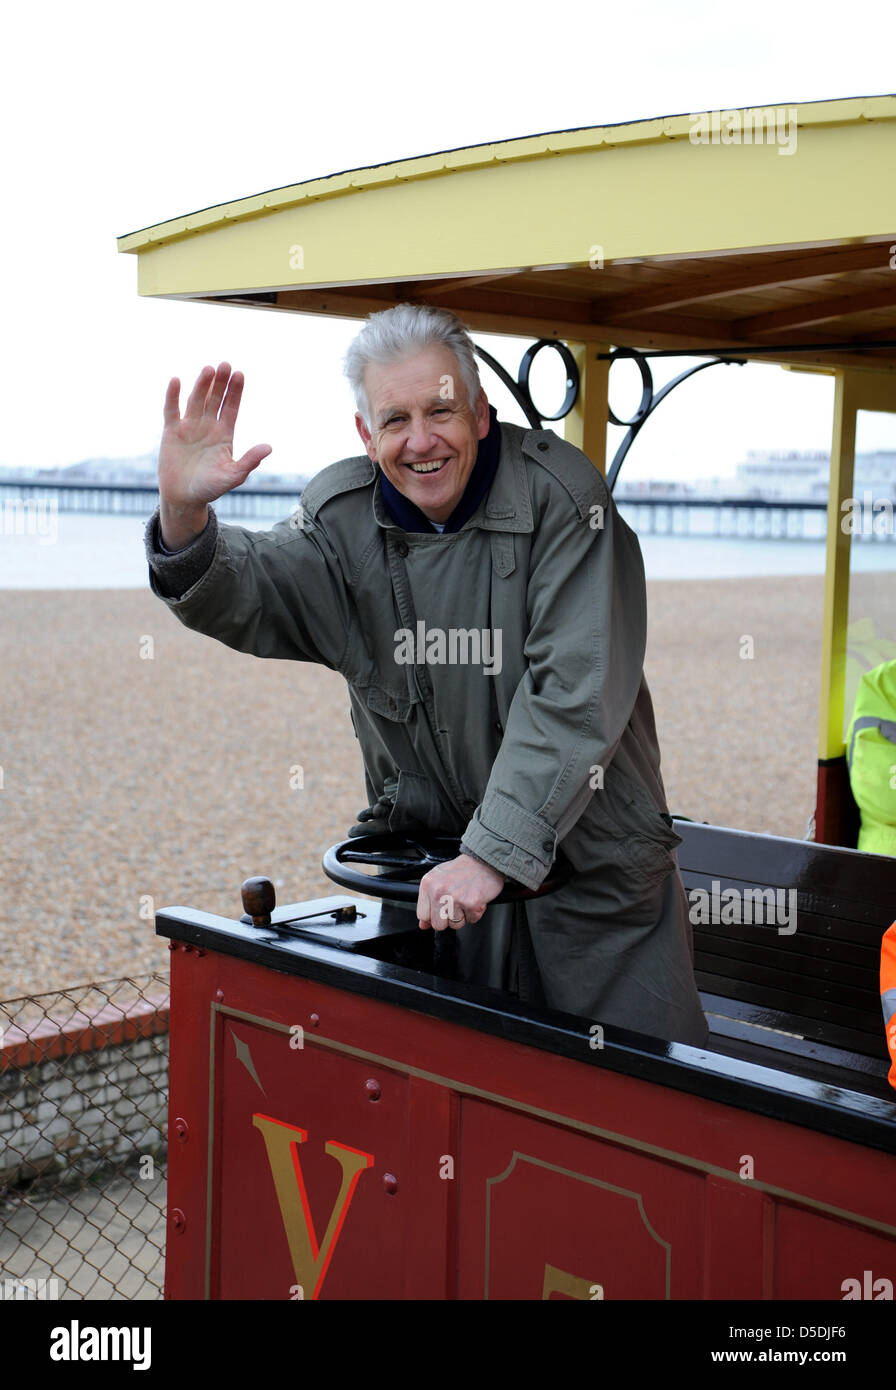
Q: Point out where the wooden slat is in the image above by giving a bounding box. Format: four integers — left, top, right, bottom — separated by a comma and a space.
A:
602, 243, 895, 321
694, 949, 877, 1022
675, 822, 896, 923
695, 970, 882, 1052
701, 994, 890, 1082
686, 905, 883, 964
681, 874, 891, 939
735, 284, 896, 336
693, 929, 878, 991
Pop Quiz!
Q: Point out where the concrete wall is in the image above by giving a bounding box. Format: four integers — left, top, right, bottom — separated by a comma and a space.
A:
0, 990, 169, 1188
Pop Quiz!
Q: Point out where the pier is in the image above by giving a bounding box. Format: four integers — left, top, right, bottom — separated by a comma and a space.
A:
0, 481, 893, 541
616, 495, 894, 542
0, 479, 304, 520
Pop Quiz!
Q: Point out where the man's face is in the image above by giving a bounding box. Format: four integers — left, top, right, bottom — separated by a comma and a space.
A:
355, 345, 490, 524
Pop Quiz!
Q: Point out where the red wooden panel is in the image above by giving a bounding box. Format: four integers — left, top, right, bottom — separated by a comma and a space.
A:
164, 948, 211, 1299
702, 1175, 775, 1300
164, 942, 896, 1300
211, 1010, 409, 1300
773, 1205, 896, 1301
401, 1076, 459, 1299
195, 946, 895, 1238
456, 1099, 704, 1300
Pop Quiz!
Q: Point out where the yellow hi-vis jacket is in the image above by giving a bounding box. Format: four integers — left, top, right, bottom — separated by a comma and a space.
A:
846, 660, 896, 857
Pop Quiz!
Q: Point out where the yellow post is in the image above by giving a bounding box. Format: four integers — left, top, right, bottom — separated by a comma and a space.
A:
818, 370, 857, 763
564, 341, 610, 474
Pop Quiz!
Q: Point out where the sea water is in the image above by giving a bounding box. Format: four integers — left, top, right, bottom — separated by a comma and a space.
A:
0, 509, 894, 589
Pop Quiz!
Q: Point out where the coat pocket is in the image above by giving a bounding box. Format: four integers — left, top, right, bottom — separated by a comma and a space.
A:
364, 684, 416, 724
614, 833, 679, 894
583, 762, 682, 851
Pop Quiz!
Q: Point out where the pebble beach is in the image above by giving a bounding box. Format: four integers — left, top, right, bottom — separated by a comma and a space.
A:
1, 571, 893, 1000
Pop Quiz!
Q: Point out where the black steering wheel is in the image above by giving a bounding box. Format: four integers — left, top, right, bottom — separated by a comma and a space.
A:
322, 833, 572, 904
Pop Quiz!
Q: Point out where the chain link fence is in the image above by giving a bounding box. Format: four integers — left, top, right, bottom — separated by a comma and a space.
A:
0, 973, 169, 1300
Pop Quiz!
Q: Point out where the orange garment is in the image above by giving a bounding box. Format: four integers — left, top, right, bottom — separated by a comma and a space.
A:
881, 922, 896, 1091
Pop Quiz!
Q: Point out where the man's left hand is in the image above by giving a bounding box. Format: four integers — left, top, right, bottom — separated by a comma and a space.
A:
417, 853, 505, 931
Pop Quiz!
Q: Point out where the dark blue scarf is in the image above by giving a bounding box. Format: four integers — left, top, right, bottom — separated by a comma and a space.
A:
379, 405, 501, 534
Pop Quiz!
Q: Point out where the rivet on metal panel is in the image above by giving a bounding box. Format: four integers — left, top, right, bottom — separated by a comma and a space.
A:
174, 1117, 189, 1143
383, 1174, 398, 1195
215, 989, 225, 1002
310, 1013, 321, 1027
365, 1079, 382, 1102
171, 1208, 187, 1232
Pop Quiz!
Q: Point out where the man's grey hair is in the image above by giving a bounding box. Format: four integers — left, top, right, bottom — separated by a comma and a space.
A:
344, 303, 483, 427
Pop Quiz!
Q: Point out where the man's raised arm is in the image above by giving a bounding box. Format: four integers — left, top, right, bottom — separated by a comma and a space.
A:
144, 364, 356, 673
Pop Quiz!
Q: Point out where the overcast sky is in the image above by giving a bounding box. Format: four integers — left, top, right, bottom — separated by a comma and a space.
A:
2, 0, 894, 482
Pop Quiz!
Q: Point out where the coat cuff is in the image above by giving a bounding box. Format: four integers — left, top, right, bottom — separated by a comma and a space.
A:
462, 791, 557, 891
144, 506, 219, 600
458, 842, 506, 880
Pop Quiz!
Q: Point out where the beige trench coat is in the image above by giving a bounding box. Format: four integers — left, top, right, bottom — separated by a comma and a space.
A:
146, 420, 708, 1047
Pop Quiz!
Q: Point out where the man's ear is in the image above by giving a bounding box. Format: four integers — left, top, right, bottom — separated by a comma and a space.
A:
355, 412, 377, 462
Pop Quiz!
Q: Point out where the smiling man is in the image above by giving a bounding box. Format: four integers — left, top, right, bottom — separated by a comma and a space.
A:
355, 342, 490, 523
145, 304, 708, 1047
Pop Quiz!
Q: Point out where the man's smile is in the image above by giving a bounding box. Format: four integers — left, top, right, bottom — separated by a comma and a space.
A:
406, 457, 450, 475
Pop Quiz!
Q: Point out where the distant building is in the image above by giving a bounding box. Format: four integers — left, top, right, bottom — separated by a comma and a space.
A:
733, 449, 896, 501
22, 456, 307, 490
32, 456, 158, 485
616, 478, 698, 499
55, 456, 158, 484
616, 449, 896, 502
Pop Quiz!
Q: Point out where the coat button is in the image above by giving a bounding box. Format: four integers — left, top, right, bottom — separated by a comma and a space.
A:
395, 540, 409, 557
537, 441, 549, 451
542, 839, 553, 851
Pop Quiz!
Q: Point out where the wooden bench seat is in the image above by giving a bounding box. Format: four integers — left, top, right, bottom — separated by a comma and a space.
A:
675, 820, 896, 1094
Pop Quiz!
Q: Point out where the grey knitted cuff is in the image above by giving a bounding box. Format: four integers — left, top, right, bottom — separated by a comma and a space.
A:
144, 506, 219, 600
459, 841, 506, 881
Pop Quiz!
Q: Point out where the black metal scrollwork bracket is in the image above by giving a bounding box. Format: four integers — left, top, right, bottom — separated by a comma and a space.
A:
603, 347, 745, 490
473, 340, 744, 491
473, 340, 580, 430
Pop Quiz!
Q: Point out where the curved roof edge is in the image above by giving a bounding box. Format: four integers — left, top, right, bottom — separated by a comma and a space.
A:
117, 94, 896, 253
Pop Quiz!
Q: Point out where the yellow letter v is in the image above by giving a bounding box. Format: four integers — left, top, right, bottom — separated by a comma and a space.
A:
252, 1112, 374, 1299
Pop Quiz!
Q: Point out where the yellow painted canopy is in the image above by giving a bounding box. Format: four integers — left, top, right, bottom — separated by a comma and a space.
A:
118, 96, 896, 372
